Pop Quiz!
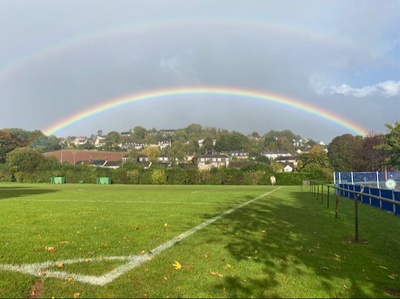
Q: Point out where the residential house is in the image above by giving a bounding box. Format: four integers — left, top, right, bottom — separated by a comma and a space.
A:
282, 163, 294, 172
274, 155, 297, 173
120, 142, 147, 150
120, 131, 131, 137
198, 153, 230, 168
70, 136, 88, 146
158, 140, 171, 149
157, 155, 169, 164
198, 139, 217, 147
275, 155, 298, 165
261, 151, 292, 160
230, 150, 249, 160
137, 154, 149, 163
160, 129, 176, 137
94, 136, 106, 148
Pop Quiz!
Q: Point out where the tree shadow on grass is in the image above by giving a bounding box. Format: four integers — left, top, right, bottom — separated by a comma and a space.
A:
0, 186, 59, 200
203, 190, 399, 298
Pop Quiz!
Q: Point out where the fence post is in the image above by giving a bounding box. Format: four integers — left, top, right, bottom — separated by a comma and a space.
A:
327, 185, 330, 208
321, 184, 324, 204
354, 191, 359, 242
335, 193, 339, 218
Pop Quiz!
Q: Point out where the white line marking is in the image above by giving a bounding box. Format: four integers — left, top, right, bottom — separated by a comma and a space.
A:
30, 199, 234, 205
0, 187, 283, 286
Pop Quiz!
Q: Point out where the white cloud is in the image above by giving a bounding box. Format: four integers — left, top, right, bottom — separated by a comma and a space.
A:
159, 56, 180, 70
313, 80, 400, 98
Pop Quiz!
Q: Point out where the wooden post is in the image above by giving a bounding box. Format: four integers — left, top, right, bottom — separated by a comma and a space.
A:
335, 193, 339, 218
327, 185, 330, 208
354, 191, 359, 241
321, 184, 324, 204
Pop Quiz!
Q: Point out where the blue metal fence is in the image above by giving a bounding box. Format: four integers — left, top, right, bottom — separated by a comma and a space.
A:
334, 171, 400, 190
337, 183, 400, 215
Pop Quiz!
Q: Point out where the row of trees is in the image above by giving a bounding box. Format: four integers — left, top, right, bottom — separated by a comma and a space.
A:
0, 122, 399, 185
63, 125, 316, 155
327, 122, 400, 172
0, 151, 309, 185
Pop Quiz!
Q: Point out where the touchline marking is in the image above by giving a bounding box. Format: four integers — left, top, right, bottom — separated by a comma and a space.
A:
0, 187, 283, 286
31, 199, 235, 205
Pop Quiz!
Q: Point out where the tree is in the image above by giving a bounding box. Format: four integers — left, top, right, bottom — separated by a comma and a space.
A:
6, 147, 47, 173
0, 130, 25, 163
353, 133, 387, 171
168, 141, 188, 165
132, 126, 147, 142
201, 137, 214, 153
297, 146, 330, 171
38, 135, 62, 152
187, 140, 199, 154
185, 123, 203, 137
145, 146, 160, 163
327, 134, 362, 171
104, 131, 121, 150
3, 128, 45, 147
214, 131, 250, 152
377, 121, 400, 169
262, 130, 298, 152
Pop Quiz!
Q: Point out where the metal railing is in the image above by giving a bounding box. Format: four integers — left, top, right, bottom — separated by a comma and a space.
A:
310, 181, 400, 242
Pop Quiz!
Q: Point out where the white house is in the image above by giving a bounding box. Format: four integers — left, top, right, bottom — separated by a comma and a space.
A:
198, 153, 230, 168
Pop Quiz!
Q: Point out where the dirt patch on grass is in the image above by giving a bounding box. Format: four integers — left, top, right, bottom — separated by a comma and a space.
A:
385, 288, 400, 297
346, 237, 368, 245
27, 279, 42, 299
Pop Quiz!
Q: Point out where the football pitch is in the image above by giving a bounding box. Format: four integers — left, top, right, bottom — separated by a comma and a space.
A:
0, 183, 399, 298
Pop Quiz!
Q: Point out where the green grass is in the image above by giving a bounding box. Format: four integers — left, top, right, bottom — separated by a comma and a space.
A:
0, 183, 399, 298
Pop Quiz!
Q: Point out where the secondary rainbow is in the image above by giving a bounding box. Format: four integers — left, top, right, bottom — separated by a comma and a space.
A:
0, 17, 363, 82
43, 86, 367, 136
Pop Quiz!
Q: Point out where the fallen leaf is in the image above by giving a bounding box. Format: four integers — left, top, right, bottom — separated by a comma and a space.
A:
56, 262, 64, 268
223, 264, 232, 269
45, 246, 56, 253
380, 265, 388, 270
67, 277, 73, 282
210, 271, 224, 278
172, 261, 181, 270
73, 293, 80, 298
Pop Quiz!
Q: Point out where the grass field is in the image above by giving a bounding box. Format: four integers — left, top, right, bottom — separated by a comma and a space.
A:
0, 183, 399, 298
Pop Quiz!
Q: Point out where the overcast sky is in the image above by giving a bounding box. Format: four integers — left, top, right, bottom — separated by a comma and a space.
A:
0, 0, 399, 143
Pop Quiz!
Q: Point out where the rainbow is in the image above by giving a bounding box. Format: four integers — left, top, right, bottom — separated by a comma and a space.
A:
43, 86, 367, 136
